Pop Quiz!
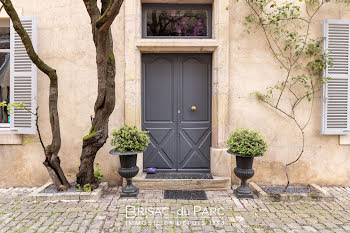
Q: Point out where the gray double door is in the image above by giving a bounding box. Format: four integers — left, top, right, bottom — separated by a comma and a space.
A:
142, 53, 212, 172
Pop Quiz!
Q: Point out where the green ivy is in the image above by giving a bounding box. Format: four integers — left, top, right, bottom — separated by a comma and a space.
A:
227, 129, 268, 157
111, 125, 150, 152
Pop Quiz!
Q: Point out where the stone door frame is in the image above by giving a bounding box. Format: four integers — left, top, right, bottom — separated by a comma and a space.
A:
123, 0, 231, 179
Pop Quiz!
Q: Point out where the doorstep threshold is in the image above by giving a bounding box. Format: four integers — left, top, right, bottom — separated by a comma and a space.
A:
146, 172, 213, 180
131, 173, 231, 190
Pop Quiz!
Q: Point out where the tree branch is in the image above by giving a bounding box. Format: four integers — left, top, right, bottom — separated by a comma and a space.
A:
82, 0, 101, 43
263, 97, 305, 193
0, 0, 61, 150
35, 107, 46, 154
96, 0, 124, 32
1, 0, 55, 77
247, 0, 327, 193
1, 0, 70, 190
245, 0, 288, 70
82, 0, 100, 23
302, 92, 315, 130
261, 99, 294, 121
276, 68, 292, 107
101, 0, 110, 14
287, 86, 299, 100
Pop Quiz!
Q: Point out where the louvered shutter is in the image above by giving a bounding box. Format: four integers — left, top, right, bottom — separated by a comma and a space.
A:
10, 16, 37, 134
322, 19, 350, 135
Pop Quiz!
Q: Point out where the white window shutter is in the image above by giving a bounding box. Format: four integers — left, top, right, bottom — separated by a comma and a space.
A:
10, 16, 37, 134
322, 19, 350, 135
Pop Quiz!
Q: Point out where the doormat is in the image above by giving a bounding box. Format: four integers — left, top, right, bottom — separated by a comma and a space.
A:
146, 172, 213, 179
164, 190, 208, 200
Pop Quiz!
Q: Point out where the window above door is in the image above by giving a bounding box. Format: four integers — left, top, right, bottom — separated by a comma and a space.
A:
142, 4, 212, 39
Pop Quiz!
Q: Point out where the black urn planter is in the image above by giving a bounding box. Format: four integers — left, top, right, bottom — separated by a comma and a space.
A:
228, 150, 260, 199
110, 150, 141, 198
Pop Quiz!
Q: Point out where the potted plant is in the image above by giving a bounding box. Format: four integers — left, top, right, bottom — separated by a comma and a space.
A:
110, 125, 150, 197
227, 128, 268, 198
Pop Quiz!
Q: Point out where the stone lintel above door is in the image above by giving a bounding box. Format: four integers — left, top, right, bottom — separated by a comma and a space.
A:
142, 0, 213, 4
136, 39, 218, 53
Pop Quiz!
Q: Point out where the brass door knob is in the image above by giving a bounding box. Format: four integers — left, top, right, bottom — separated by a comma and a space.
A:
191, 106, 197, 111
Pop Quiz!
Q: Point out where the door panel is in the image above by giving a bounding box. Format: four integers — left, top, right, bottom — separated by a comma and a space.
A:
142, 53, 211, 172
178, 54, 211, 171
181, 57, 209, 122
143, 55, 177, 171
145, 58, 173, 121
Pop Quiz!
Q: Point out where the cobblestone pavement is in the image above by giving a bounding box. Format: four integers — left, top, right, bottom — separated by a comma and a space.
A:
0, 186, 350, 232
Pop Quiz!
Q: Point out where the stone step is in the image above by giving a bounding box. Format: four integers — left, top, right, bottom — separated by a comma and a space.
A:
130, 173, 231, 191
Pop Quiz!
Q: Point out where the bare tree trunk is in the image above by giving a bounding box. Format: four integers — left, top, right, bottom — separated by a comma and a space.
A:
1, 0, 70, 191
77, 0, 123, 187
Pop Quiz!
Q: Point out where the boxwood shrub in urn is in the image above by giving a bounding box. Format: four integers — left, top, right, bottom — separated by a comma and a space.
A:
227, 129, 268, 199
110, 125, 150, 197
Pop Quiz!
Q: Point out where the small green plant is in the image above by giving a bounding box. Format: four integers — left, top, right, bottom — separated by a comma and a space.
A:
76, 184, 81, 192
76, 183, 91, 192
226, 128, 268, 157
94, 163, 104, 181
83, 183, 92, 192
111, 125, 150, 152
23, 138, 34, 145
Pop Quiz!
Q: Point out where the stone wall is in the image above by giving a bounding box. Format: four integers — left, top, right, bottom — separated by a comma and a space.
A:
1, 0, 350, 187
229, 0, 350, 186
0, 0, 125, 187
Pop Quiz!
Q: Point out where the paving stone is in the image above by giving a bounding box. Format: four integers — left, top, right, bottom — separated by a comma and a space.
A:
302, 225, 318, 232
0, 186, 349, 232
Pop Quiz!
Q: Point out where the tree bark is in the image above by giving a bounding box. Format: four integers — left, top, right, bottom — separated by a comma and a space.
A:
0, 0, 70, 191
77, 0, 123, 187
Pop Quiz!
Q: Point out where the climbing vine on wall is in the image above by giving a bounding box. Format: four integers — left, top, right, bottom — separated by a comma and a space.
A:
240, 0, 341, 191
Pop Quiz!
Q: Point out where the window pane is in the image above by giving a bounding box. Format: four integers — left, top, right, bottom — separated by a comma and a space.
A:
0, 52, 10, 123
146, 9, 208, 37
0, 27, 9, 49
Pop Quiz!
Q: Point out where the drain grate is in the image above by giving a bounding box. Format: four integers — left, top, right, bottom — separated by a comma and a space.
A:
146, 172, 213, 179
164, 190, 208, 200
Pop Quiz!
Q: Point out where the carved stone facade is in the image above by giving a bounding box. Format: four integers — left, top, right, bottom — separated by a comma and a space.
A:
0, 0, 350, 187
